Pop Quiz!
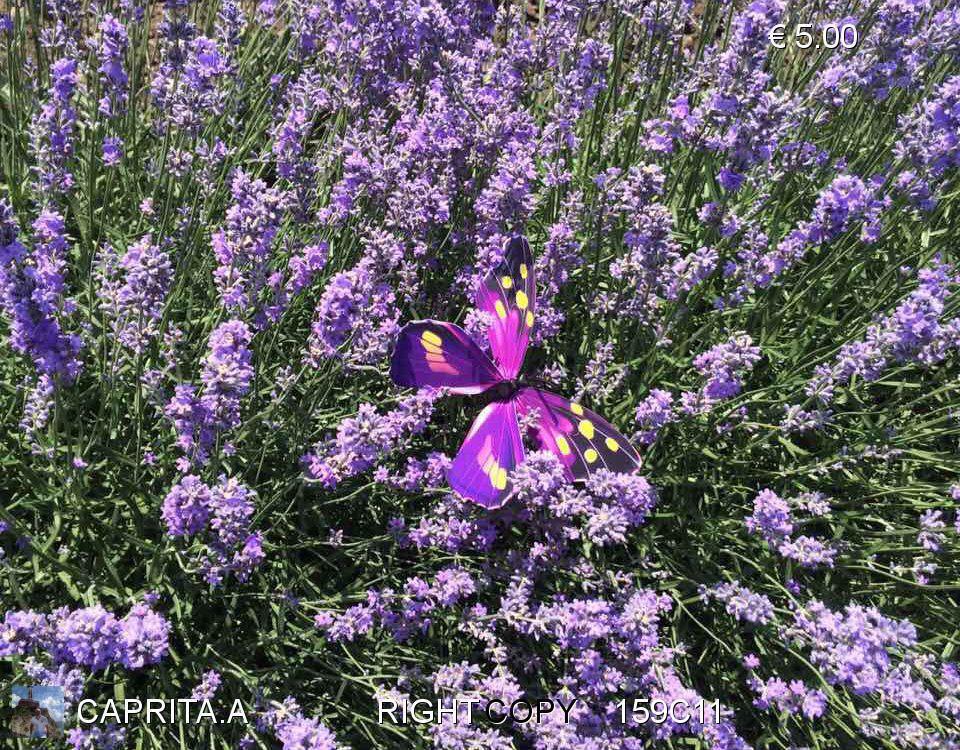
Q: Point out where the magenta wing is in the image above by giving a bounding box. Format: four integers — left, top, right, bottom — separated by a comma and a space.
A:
390, 320, 502, 394
516, 387, 641, 481
448, 399, 524, 508
475, 236, 536, 380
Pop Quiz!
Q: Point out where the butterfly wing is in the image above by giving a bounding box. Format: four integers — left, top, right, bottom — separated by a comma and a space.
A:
517, 387, 641, 481
448, 399, 524, 509
390, 320, 502, 394
476, 236, 536, 380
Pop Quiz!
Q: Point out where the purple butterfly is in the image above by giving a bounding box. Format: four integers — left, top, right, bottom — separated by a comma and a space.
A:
390, 236, 641, 508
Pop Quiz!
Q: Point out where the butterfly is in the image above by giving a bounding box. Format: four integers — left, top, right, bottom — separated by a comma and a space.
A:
390, 236, 641, 508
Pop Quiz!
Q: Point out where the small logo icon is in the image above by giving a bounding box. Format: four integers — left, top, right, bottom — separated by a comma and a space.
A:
10, 685, 64, 739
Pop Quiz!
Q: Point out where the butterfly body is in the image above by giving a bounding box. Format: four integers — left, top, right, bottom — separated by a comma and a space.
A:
390, 236, 641, 508
484, 379, 520, 403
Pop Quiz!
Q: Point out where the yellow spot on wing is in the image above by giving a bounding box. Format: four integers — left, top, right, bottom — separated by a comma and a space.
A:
555, 435, 571, 455
570, 403, 584, 416
515, 290, 529, 310
578, 420, 595, 439
584, 448, 599, 464
486, 459, 504, 488
501, 276, 513, 289
520, 263, 528, 279
422, 330, 442, 346
605, 437, 620, 452
495, 300, 507, 319
482, 455, 496, 473
525, 311, 534, 327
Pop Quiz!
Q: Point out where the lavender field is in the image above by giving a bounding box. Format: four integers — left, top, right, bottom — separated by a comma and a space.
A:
2, 0, 960, 747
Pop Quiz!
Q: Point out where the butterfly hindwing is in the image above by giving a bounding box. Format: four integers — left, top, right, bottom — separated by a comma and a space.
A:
390, 320, 502, 394
476, 236, 536, 380
448, 399, 524, 509
517, 387, 641, 481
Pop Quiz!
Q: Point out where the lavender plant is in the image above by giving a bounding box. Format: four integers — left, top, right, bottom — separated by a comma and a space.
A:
1, 1, 960, 748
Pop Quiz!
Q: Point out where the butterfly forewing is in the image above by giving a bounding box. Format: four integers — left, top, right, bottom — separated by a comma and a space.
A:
448, 400, 524, 509
390, 320, 502, 394
476, 236, 537, 380
517, 387, 641, 480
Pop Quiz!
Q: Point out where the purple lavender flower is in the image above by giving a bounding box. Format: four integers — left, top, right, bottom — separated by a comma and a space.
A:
96, 15, 129, 118
807, 259, 960, 403
701, 581, 774, 624
282, 242, 328, 300
532, 206, 584, 339
32, 58, 78, 195
431, 567, 476, 607
607, 201, 681, 326
191, 670, 222, 701
117, 602, 171, 668
681, 333, 760, 415
725, 175, 888, 305
272, 70, 328, 208
894, 75, 960, 207
166, 320, 253, 463
216, 0, 245, 55
634, 389, 676, 444
746, 489, 794, 542
746, 488, 837, 567
780, 404, 832, 434
149, 5, 197, 108
665, 246, 719, 300
305, 258, 400, 367
262, 698, 340, 750
586, 469, 658, 527
319, 566, 479, 645
67, 726, 128, 750
207, 477, 255, 551
0, 610, 49, 656
303, 389, 442, 487
212, 170, 287, 316
575, 341, 627, 401
101, 136, 123, 166
815, 0, 960, 107
165, 384, 211, 460
323, 603, 376, 643
777, 535, 838, 568
541, 36, 612, 161
96, 236, 173, 355
162, 474, 212, 537
788, 600, 931, 707
20, 374, 56, 448
748, 675, 828, 719
471, 145, 536, 273
49, 606, 120, 671
642, 0, 793, 184
162, 474, 264, 586
170, 36, 230, 134
0, 203, 83, 384
918, 509, 946, 552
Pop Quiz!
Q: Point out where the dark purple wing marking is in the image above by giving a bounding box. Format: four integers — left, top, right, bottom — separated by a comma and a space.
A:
448, 399, 524, 508
390, 320, 502, 394
516, 387, 641, 481
475, 236, 536, 380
